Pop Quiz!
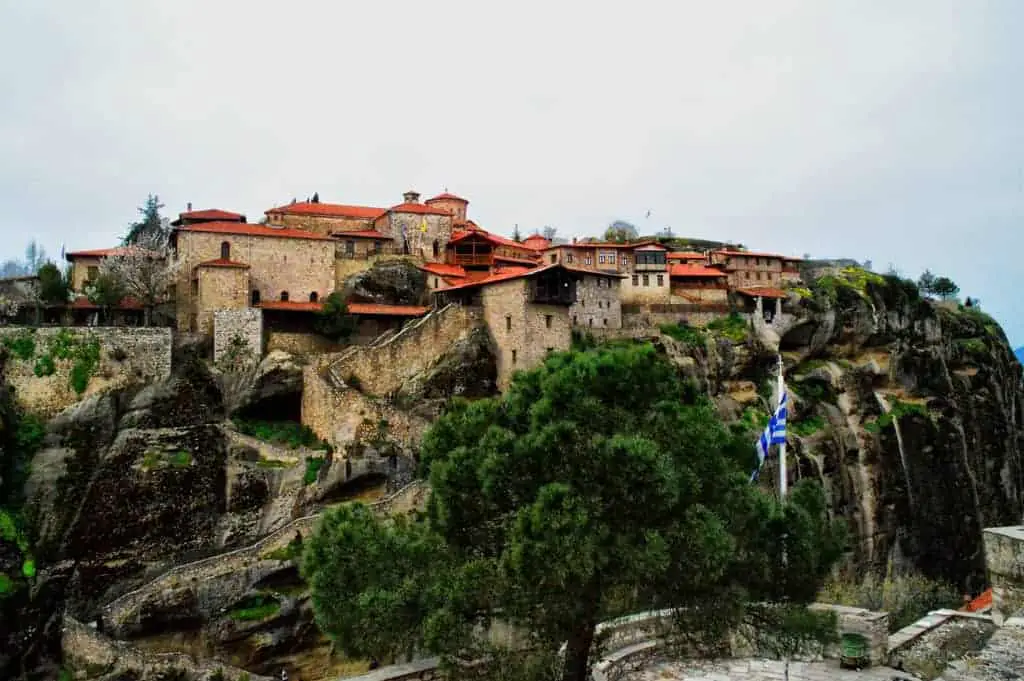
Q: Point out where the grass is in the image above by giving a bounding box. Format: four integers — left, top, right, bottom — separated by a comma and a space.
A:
262, 534, 303, 561
659, 323, 706, 349
819, 571, 961, 632
142, 449, 193, 470
304, 456, 326, 485
256, 457, 292, 469
956, 337, 987, 356
233, 418, 332, 452
706, 313, 749, 343
791, 415, 826, 437
227, 595, 281, 622
168, 450, 192, 468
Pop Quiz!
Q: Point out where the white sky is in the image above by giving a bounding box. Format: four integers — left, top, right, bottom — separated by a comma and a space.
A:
1, 0, 1021, 343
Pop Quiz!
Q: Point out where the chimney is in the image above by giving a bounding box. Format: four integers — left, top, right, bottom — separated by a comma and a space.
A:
187, 202, 192, 212
402, 190, 421, 204
572, 237, 577, 244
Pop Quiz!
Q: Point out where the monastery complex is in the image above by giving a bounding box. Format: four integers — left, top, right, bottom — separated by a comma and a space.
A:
59, 189, 805, 389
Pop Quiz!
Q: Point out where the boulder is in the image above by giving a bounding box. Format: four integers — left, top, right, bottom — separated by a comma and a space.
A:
340, 259, 428, 306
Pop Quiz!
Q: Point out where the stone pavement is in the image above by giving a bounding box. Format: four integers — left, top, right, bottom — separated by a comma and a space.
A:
629, 658, 922, 681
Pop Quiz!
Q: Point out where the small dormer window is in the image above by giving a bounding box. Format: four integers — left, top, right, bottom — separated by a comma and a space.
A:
220, 241, 230, 259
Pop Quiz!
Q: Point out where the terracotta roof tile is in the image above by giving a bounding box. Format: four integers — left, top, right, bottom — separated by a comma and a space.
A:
265, 202, 386, 219
735, 287, 788, 299
494, 255, 540, 266
437, 263, 621, 294
669, 264, 728, 278
426, 192, 469, 203
419, 263, 467, 278
176, 221, 332, 241
177, 209, 244, 222
382, 202, 452, 216
197, 258, 250, 269
667, 251, 707, 260
256, 300, 429, 316
70, 295, 144, 310
714, 249, 790, 259
65, 246, 157, 260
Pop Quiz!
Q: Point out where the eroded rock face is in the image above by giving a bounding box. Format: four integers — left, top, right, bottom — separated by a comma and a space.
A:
340, 258, 429, 306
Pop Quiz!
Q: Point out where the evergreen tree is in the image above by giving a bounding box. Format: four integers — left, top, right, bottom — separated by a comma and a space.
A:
124, 194, 169, 245
932, 276, 960, 301
315, 292, 357, 341
312, 192, 320, 203
36, 262, 69, 306
512, 224, 523, 242
303, 344, 845, 681
917, 269, 936, 296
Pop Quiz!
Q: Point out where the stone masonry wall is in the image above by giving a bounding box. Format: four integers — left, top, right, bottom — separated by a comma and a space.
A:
328, 304, 482, 397
196, 265, 249, 335
265, 331, 341, 356
621, 306, 732, 332
175, 229, 335, 332
571, 275, 622, 331
0, 326, 172, 417
213, 309, 263, 366
984, 525, 1024, 624
99, 480, 428, 639
481, 279, 573, 391
376, 212, 452, 263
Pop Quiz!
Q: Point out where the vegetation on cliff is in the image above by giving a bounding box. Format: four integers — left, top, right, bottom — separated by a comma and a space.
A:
302, 344, 846, 681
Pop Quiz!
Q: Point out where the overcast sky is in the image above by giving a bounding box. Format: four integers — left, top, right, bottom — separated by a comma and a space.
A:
1, 1, 1021, 344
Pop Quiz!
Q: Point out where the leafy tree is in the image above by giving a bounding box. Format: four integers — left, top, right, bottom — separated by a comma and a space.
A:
917, 270, 936, 296
541, 225, 557, 241
85, 271, 127, 325
36, 262, 69, 306
98, 232, 180, 326
303, 344, 846, 681
124, 194, 170, 245
932, 276, 959, 300
603, 220, 638, 243
315, 292, 357, 341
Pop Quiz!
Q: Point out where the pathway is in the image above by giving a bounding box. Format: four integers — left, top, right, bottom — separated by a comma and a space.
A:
629, 658, 921, 681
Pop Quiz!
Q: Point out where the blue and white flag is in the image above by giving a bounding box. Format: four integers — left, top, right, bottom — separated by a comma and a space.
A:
750, 377, 788, 482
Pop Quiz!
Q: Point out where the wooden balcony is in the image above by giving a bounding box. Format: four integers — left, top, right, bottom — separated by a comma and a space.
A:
452, 254, 493, 267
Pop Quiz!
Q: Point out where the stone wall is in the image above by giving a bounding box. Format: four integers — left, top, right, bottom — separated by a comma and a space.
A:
886, 609, 997, 680
0, 326, 172, 417
621, 304, 732, 331
571, 275, 622, 330
196, 265, 249, 336
326, 304, 482, 397
265, 330, 340, 356
620, 269, 671, 304
983, 525, 1024, 624
940, 610, 1024, 680
481, 279, 573, 390
175, 229, 335, 332
100, 480, 428, 639
807, 603, 890, 664
213, 309, 263, 365
269, 212, 375, 235
63, 614, 271, 681
375, 212, 452, 263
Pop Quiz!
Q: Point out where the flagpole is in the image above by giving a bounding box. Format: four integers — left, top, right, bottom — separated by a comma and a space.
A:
777, 355, 787, 501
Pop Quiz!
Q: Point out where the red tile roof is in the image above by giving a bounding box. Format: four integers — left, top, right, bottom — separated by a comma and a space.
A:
714, 249, 790, 260
256, 300, 429, 316
553, 240, 664, 250
419, 263, 468, 278
266, 202, 386, 219
177, 208, 244, 222
197, 258, 250, 269
426, 192, 468, 203
522, 234, 551, 250
332, 230, 393, 240
494, 255, 540, 266
347, 303, 429, 316
449, 228, 529, 251
65, 246, 156, 260
437, 263, 621, 294
381, 202, 452, 216
962, 588, 992, 613
669, 264, 728, 278
735, 287, 788, 299
176, 221, 332, 241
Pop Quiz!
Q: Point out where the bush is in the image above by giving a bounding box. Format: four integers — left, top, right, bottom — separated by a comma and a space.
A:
227, 594, 281, 622
33, 354, 55, 377
791, 415, 826, 437
233, 418, 332, 452
304, 456, 326, 485
659, 323, 706, 348
819, 571, 961, 632
69, 338, 101, 394
2, 330, 36, 360
706, 313, 749, 343
316, 292, 357, 341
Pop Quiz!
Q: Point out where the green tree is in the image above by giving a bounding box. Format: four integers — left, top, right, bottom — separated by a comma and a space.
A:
85, 271, 126, 325
124, 194, 169, 245
36, 262, 69, 306
917, 270, 936, 296
315, 292, 357, 341
603, 220, 638, 243
512, 224, 523, 243
931, 276, 959, 300
302, 344, 846, 681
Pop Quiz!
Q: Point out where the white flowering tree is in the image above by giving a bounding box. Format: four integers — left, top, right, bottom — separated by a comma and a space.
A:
96, 231, 181, 326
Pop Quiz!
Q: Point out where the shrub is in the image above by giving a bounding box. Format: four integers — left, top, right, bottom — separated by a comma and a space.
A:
659, 323, 705, 348
706, 313, 749, 343
168, 451, 192, 468
2, 331, 36, 360
33, 354, 55, 377
791, 415, 826, 437
233, 418, 332, 452
819, 571, 961, 632
304, 456, 326, 485
316, 292, 357, 341
227, 595, 281, 621
69, 338, 101, 394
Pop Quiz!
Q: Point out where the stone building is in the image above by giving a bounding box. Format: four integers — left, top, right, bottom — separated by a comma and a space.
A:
434, 264, 622, 389
668, 263, 730, 305
542, 241, 673, 304
708, 249, 801, 288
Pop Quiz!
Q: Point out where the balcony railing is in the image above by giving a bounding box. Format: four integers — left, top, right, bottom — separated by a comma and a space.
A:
452, 254, 493, 266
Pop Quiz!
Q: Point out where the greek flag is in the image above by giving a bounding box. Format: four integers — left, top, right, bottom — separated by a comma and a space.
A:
750, 382, 788, 482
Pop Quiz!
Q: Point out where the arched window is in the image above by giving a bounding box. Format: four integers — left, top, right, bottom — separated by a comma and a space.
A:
309, 292, 319, 303
280, 291, 289, 302
432, 239, 439, 258
220, 241, 231, 259
251, 289, 261, 306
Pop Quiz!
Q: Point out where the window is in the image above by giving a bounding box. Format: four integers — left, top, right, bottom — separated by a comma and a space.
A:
756, 272, 762, 281
597, 301, 602, 309
87, 266, 99, 281
567, 254, 574, 263
657, 274, 664, 287
642, 274, 650, 286
309, 292, 319, 303
280, 291, 289, 302
585, 256, 592, 265
545, 314, 552, 329
622, 255, 630, 266
745, 272, 751, 279
434, 277, 439, 288
373, 240, 382, 254
546, 347, 554, 354
603, 318, 608, 326
599, 254, 605, 264
433, 240, 439, 258
550, 254, 557, 263
511, 349, 517, 364
505, 315, 512, 331
251, 289, 261, 305
589, 318, 593, 327
573, 315, 578, 325
345, 240, 355, 256
190, 280, 199, 296
220, 241, 230, 259
632, 274, 639, 286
